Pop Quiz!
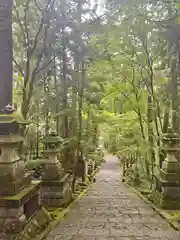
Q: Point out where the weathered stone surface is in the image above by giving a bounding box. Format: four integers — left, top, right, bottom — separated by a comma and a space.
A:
41, 134, 73, 208
0, 0, 13, 114
0, 172, 31, 196
154, 128, 180, 209
42, 158, 64, 181
0, 206, 24, 218
0, 130, 42, 235
41, 174, 72, 208
0, 181, 41, 237
0, 135, 26, 196
0, 181, 41, 208
16, 207, 52, 240
45, 155, 180, 240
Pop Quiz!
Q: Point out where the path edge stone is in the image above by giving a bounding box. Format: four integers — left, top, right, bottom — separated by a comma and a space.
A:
123, 182, 180, 231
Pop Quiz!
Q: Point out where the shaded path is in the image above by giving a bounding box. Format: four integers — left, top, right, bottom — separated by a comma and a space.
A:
46, 155, 180, 240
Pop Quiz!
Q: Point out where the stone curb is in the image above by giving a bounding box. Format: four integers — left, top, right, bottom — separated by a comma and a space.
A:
34, 164, 103, 240
123, 182, 180, 231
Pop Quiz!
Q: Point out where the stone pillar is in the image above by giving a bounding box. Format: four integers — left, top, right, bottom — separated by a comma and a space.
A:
154, 126, 180, 209
0, 114, 41, 231
0, 1, 42, 235
0, 0, 13, 113
41, 133, 72, 208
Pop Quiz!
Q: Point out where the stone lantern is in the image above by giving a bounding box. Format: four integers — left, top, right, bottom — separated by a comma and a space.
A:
41, 133, 72, 208
0, 113, 41, 228
0, 0, 41, 233
154, 126, 180, 209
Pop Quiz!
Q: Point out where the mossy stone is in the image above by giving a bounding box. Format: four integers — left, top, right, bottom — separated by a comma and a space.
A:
16, 207, 52, 240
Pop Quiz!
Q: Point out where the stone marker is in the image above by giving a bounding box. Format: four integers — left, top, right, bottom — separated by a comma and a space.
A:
41, 133, 72, 208
0, 0, 13, 114
153, 126, 180, 209
0, 0, 41, 233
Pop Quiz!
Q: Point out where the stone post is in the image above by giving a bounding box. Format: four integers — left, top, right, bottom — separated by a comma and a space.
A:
0, 0, 13, 113
0, 114, 42, 231
41, 133, 72, 208
154, 126, 180, 209
0, 0, 41, 232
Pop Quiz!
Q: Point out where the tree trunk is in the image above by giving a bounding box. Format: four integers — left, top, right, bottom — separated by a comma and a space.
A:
72, 62, 86, 192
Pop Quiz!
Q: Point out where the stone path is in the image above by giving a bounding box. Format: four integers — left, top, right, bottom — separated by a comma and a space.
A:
46, 155, 180, 240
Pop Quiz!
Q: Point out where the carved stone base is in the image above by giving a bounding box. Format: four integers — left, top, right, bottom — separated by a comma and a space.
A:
0, 206, 24, 219
16, 206, 52, 240
151, 190, 180, 210
0, 135, 28, 196
0, 181, 41, 230
0, 114, 42, 237
154, 175, 180, 209
0, 172, 31, 196
41, 174, 72, 208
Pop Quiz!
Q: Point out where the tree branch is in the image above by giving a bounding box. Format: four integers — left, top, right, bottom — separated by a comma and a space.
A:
13, 57, 24, 77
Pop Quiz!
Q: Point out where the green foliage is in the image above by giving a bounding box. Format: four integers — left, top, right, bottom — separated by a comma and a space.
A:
12, 0, 180, 189
88, 0, 180, 187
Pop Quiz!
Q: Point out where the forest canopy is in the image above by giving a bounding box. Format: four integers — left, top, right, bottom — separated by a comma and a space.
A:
12, 0, 180, 187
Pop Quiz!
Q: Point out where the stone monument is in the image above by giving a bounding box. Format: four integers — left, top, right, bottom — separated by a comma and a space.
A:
153, 126, 180, 209
0, 0, 41, 233
41, 133, 72, 209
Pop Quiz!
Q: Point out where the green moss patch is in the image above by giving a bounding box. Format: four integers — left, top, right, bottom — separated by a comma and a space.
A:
16, 207, 52, 240
0, 183, 38, 201
167, 210, 180, 223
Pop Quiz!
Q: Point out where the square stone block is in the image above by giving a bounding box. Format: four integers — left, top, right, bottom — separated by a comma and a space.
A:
0, 172, 31, 196
42, 173, 72, 187
0, 206, 24, 218
160, 170, 180, 182
160, 195, 180, 209
0, 181, 41, 236
43, 166, 64, 181
42, 197, 63, 208
41, 174, 72, 208
0, 121, 20, 135
41, 186, 63, 198
0, 180, 41, 208
161, 185, 180, 199
0, 159, 25, 180
153, 178, 180, 209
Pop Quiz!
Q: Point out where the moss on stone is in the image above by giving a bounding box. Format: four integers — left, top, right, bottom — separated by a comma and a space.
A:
149, 190, 161, 207
50, 208, 63, 219
167, 210, 180, 221
149, 190, 180, 210
0, 181, 40, 201
16, 207, 52, 240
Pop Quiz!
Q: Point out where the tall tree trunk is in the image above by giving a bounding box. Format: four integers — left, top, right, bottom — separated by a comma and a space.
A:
61, 27, 69, 168
36, 102, 40, 158
72, 62, 86, 192
53, 54, 60, 134
147, 95, 155, 187
170, 56, 178, 131
68, 60, 79, 172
